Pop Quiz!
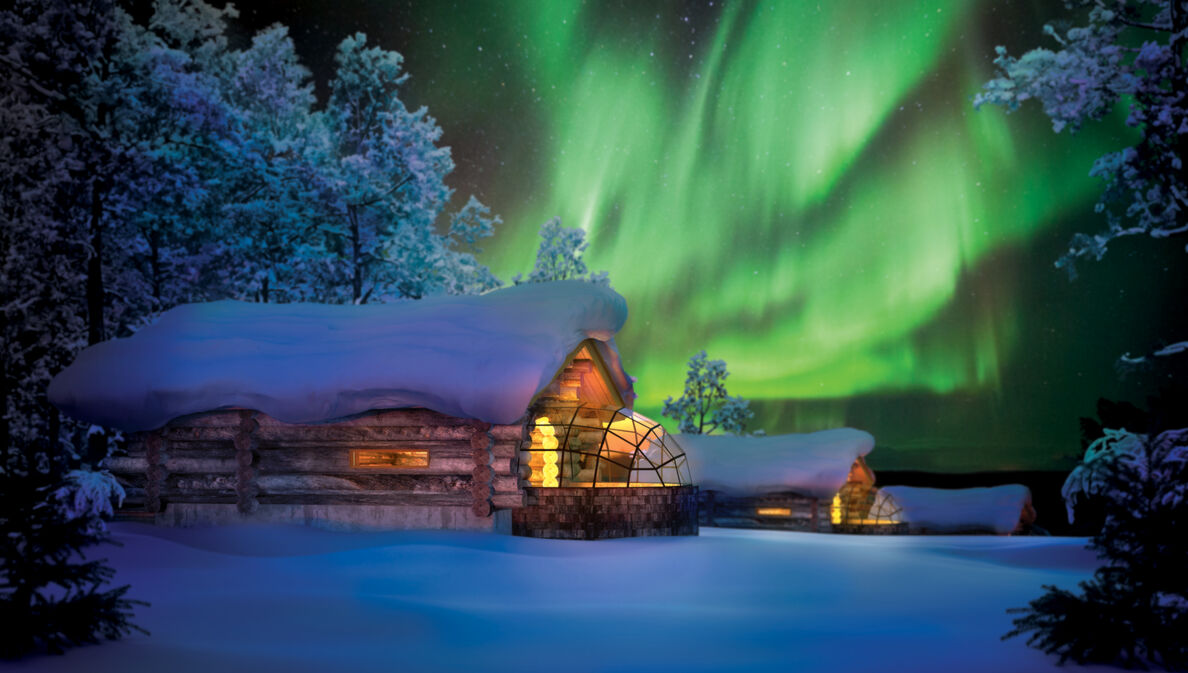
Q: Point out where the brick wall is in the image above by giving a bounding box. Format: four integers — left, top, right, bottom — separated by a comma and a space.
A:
512, 485, 699, 540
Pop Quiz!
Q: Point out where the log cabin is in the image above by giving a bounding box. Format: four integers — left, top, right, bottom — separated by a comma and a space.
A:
680, 430, 906, 533
48, 282, 697, 538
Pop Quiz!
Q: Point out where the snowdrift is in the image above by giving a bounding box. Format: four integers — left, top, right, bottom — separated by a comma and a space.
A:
678, 429, 875, 498
882, 485, 1033, 534
6, 524, 1098, 673
48, 281, 632, 432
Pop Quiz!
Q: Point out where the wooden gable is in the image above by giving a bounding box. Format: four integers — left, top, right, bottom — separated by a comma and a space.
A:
531, 339, 628, 409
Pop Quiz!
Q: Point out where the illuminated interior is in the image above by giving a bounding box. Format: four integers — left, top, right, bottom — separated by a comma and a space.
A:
523, 404, 690, 488
830, 483, 903, 527
829, 456, 902, 526
350, 449, 430, 469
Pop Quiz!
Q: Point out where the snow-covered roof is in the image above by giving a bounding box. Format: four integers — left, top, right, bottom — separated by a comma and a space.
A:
678, 429, 875, 498
49, 281, 634, 432
880, 485, 1032, 535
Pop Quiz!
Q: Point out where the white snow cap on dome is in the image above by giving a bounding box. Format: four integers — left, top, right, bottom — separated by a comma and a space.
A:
49, 281, 632, 432
678, 429, 875, 498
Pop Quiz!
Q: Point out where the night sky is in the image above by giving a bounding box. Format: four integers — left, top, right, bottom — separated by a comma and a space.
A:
231, 0, 1185, 472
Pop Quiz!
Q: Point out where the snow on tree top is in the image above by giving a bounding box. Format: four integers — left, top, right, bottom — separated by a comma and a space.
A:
48, 281, 632, 432
678, 429, 875, 498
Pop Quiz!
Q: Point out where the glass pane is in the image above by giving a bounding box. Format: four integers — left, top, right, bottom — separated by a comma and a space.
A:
525, 403, 690, 487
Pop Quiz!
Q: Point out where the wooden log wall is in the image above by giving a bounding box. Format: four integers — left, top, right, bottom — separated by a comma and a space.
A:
699, 490, 830, 533
145, 431, 165, 513
232, 411, 257, 513
470, 422, 493, 518
110, 407, 524, 529
699, 490, 911, 534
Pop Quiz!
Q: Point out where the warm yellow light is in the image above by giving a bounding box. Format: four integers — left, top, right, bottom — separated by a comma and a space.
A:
542, 449, 559, 487
529, 417, 560, 487
350, 449, 429, 468
757, 507, 792, 517
563, 482, 671, 488
830, 489, 900, 526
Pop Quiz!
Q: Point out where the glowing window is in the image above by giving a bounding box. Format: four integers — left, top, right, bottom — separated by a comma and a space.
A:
757, 507, 792, 517
832, 484, 902, 525
350, 449, 429, 468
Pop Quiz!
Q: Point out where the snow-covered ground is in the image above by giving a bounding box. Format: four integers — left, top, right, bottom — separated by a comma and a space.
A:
13, 524, 1113, 673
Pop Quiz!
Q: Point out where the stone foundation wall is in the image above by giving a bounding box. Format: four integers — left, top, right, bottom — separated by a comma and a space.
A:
831, 521, 908, 535
512, 485, 699, 540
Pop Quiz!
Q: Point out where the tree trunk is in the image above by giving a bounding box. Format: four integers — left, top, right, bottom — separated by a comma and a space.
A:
0, 354, 9, 453
348, 205, 363, 303
86, 179, 106, 346
149, 227, 161, 305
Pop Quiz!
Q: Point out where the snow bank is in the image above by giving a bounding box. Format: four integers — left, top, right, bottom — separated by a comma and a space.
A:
678, 429, 875, 498
882, 485, 1033, 535
49, 281, 632, 432
5, 524, 1098, 673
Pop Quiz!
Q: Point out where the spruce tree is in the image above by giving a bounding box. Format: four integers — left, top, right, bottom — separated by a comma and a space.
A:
0, 440, 146, 658
662, 351, 754, 435
977, 3, 1188, 665
513, 217, 609, 286
1005, 428, 1188, 669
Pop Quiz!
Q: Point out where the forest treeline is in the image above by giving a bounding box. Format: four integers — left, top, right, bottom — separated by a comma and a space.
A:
0, 2, 617, 653
2, 1, 507, 454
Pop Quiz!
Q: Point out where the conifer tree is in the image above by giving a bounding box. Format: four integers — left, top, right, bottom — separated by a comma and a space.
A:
974, 0, 1187, 366
663, 351, 754, 435
978, 3, 1188, 665
0, 440, 145, 658
514, 217, 609, 286
1006, 428, 1188, 668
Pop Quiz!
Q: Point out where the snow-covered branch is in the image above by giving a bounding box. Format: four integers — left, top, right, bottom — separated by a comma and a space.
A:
976, 0, 1187, 280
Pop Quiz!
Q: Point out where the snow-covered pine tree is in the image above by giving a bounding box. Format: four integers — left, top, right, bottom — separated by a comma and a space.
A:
662, 351, 754, 435
125, 0, 243, 310
0, 4, 89, 451
974, 0, 1187, 367
0, 0, 166, 350
514, 217, 609, 286
1006, 428, 1188, 668
0, 439, 145, 658
0, 0, 141, 467
211, 23, 325, 303
0, 2, 239, 657
976, 3, 1188, 664
438, 196, 503, 295
311, 33, 501, 302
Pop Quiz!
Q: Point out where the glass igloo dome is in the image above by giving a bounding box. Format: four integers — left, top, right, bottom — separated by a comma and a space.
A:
522, 403, 690, 488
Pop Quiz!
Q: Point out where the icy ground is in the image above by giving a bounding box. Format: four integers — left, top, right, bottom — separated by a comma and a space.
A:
13, 524, 1114, 673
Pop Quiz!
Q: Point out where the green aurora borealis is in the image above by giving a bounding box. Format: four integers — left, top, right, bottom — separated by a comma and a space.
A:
242, 1, 1186, 471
